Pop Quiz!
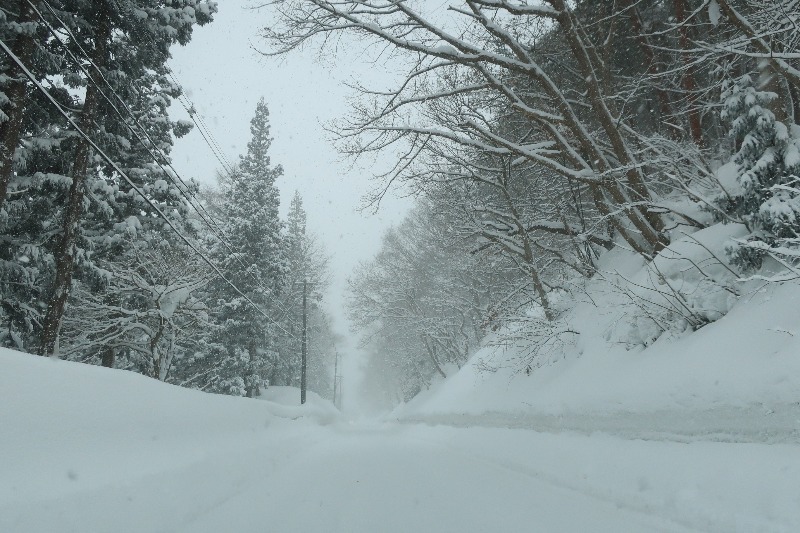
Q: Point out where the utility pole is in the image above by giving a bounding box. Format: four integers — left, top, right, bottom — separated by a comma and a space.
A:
300, 278, 307, 405
293, 278, 316, 405
332, 348, 341, 410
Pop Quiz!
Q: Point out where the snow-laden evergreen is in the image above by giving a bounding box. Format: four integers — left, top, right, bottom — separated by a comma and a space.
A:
205, 98, 286, 397
0, 0, 215, 353
273, 190, 334, 389
718, 73, 800, 270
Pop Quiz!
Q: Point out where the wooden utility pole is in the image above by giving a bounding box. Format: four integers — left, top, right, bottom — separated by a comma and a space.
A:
300, 278, 307, 405
332, 348, 341, 410
293, 278, 316, 405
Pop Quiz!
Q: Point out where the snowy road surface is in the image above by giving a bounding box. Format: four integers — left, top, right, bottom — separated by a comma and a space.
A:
4, 420, 799, 533
2, 351, 798, 533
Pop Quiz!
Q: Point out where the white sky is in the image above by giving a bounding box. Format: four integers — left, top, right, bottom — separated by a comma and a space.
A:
167, 1, 413, 412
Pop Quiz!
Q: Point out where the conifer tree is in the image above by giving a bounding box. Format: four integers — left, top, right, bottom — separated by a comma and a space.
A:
718, 73, 800, 269
36, 0, 215, 355
1, 9, 80, 350
211, 98, 286, 397
270, 190, 333, 387
286, 191, 308, 278
0, 109, 71, 350
0, 0, 49, 213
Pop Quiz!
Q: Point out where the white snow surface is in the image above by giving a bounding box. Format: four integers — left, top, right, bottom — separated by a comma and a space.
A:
256, 385, 340, 423
397, 261, 800, 445
3, 232, 800, 531
2, 344, 799, 532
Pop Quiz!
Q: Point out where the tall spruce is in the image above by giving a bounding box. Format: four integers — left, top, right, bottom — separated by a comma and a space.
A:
36, 0, 215, 355
211, 98, 286, 397
270, 190, 333, 387
0, 0, 46, 214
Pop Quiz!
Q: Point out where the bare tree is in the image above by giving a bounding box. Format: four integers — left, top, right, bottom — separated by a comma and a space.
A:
263, 0, 672, 254
62, 234, 212, 381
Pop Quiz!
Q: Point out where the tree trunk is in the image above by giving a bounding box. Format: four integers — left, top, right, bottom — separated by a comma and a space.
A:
39, 3, 110, 356
674, 0, 704, 147
421, 335, 447, 379
246, 339, 259, 397
0, 0, 39, 213
620, 0, 675, 136
715, 0, 800, 94
789, 83, 800, 125
528, 263, 554, 322
551, 0, 667, 251
101, 347, 115, 368
758, 61, 791, 125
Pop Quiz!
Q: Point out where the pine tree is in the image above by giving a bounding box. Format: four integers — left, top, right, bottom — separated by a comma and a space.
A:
270, 191, 334, 386
0, 1, 78, 350
0, 119, 71, 351
211, 98, 286, 397
0, 0, 49, 213
36, 0, 215, 355
286, 191, 308, 279
718, 73, 800, 269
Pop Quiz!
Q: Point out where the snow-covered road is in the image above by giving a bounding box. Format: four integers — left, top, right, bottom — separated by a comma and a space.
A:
167, 424, 706, 533
2, 351, 798, 533
4, 420, 798, 533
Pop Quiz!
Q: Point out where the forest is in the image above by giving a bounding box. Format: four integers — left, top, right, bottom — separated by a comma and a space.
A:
0, 0, 338, 398
2, 0, 800, 403
297, 0, 800, 405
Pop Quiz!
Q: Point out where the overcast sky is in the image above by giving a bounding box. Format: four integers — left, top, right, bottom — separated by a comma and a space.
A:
167, 1, 413, 412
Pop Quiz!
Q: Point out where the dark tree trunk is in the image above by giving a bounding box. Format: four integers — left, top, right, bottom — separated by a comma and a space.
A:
101, 347, 115, 368
674, 0, 704, 147
757, 62, 791, 125
552, 0, 668, 251
620, 0, 675, 136
39, 3, 110, 356
789, 83, 800, 125
0, 0, 39, 212
246, 339, 259, 397
421, 336, 447, 379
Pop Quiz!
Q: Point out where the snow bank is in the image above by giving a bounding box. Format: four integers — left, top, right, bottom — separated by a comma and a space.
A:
398, 252, 800, 439
256, 385, 340, 424
1, 348, 797, 532
0, 349, 336, 510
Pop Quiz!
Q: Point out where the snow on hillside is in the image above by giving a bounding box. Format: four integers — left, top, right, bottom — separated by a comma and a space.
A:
397, 247, 800, 442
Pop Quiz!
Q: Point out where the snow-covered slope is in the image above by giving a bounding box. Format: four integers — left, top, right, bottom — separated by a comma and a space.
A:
398, 255, 800, 442
0, 349, 338, 511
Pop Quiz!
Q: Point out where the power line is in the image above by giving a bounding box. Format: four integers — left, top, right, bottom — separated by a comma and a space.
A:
32, 0, 227, 237
30, 0, 296, 323
30, 1, 218, 224
171, 87, 236, 176
167, 69, 237, 175
104, 0, 236, 175
0, 36, 295, 339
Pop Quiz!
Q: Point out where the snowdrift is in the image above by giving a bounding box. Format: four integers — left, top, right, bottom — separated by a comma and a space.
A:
0, 348, 340, 511
398, 229, 800, 441
257, 385, 340, 424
